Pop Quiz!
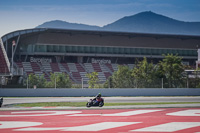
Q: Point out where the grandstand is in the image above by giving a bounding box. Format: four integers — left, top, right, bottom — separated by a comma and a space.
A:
0, 28, 200, 86
0, 39, 10, 74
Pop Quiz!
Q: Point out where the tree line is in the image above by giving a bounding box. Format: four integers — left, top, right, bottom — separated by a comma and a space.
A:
89, 54, 200, 88
27, 73, 72, 88
26, 54, 200, 88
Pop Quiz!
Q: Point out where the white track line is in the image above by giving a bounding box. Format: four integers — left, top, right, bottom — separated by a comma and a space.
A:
131, 122, 200, 132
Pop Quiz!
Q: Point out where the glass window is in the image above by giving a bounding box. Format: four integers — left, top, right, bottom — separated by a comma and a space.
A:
141, 48, 146, 55
27, 44, 34, 53
107, 47, 113, 54
188, 50, 193, 56
72, 46, 78, 52
47, 45, 53, 52
163, 49, 168, 55
182, 50, 187, 56
169, 49, 173, 54
151, 49, 157, 55
84, 46, 90, 53
177, 50, 182, 56
125, 48, 130, 54
60, 46, 65, 53
136, 48, 141, 54
97, 47, 102, 53
102, 47, 107, 53
53, 46, 60, 52
158, 49, 163, 55
90, 47, 95, 53
172, 49, 177, 55
119, 48, 124, 54
193, 50, 198, 56
69, 46, 73, 52
114, 47, 119, 54
145, 48, 151, 55
79, 46, 84, 53
65, 46, 69, 52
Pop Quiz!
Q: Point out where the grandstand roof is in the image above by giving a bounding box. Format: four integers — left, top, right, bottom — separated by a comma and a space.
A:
1, 28, 200, 49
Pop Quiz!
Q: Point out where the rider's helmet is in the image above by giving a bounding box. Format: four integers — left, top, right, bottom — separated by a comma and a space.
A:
97, 93, 101, 97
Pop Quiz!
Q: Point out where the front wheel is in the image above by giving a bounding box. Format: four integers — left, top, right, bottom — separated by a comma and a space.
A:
86, 102, 91, 107
99, 102, 104, 107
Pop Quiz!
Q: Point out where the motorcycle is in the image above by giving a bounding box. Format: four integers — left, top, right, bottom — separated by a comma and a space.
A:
86, 98, 104, 107
0, 97, 3, 107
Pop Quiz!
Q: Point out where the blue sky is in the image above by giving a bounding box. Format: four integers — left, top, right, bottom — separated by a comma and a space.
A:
0, 0, 200, 37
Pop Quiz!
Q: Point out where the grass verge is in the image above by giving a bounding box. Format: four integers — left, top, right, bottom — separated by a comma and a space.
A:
14, 102, 200, 107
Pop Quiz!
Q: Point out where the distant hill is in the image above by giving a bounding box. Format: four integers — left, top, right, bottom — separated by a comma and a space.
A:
37, 20, 101, 30
36, 11, 200, 35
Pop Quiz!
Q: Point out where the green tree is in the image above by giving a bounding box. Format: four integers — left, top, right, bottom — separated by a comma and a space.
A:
132, 57, 159, 88
86, 72, 99, 88
111, 65, 134, 88
103, 76, 114, 88
46, 73, 72, 88
158, 54, 184, 88
28, 73, 46, 88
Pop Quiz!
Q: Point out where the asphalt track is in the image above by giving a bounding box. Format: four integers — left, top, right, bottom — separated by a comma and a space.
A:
1, 97, 200, 133
0, 96, 199, 110
3, 96, 200, 105
0, 108, 200, 133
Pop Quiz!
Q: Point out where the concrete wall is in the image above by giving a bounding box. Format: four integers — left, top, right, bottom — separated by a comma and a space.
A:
0, 88, 200, 97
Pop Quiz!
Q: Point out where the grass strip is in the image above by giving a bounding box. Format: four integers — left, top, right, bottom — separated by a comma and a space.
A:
14, 102, 200, 107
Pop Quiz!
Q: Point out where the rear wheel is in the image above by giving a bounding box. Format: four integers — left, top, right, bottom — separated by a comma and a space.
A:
86, 102, 91, 107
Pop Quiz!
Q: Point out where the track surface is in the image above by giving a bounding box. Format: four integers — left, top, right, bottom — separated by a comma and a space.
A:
0, 108, 200, 133
3, 97, 200, 105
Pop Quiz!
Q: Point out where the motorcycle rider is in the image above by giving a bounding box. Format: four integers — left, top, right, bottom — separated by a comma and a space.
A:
93, 93, 102, 105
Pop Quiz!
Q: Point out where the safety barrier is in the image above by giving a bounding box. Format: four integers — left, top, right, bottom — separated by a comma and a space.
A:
0, 88, 200, 97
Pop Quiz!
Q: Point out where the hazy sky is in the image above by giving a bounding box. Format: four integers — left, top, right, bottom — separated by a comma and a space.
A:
0, 0, 200, 37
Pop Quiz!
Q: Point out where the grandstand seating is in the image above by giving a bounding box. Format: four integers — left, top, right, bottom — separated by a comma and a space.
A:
105, 64, 114, 72
31, 62, 41, 72
41, 63, 52, 72
98, 72, 107, 82
14, 61, 135, 84
76, 63, 85, 72
84, 63, 94, 73
50, 63, 60, 72
72, 72, 82, 82
111, 64, 119, 71
60, 63, 70, 72
0, 44, 10, 74
68, 63, 78, 72
15, 62, 23, 69
80, 71, 89, 82
22, 62, 33, 72
92, 63, 102, 72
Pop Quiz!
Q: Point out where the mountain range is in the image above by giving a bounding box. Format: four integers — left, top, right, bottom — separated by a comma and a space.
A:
37, 11, 200, 35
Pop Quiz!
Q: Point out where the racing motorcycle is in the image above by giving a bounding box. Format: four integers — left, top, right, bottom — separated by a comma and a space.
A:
86, 97, 104, 107
0, 97, 3, 107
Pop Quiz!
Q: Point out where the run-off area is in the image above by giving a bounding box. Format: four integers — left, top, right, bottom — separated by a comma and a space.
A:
0, 108, 200, 133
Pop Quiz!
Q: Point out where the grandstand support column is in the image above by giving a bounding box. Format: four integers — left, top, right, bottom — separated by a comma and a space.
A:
82, 78, 83, 89
27, 76, 28, 89
55, 77, 56, 89
5, 40, 8, 53
11, 41, 15, 77
13, 35, 20, 55
11, 35, 20, 76
196, 49, 200, 70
